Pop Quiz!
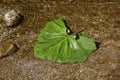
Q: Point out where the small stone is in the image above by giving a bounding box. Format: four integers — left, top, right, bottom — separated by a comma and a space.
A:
0, 43, 19, 59
29, 40, 32, 43
69, 0, 74, 2
0, 9, 23, 28
16, 33, 20, 38
3, 10, 21, 27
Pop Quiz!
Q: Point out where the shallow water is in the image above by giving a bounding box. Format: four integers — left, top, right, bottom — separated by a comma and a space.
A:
0, 0, 120, 80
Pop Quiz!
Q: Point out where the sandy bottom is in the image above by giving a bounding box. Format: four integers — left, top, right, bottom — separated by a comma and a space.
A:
0, 0, 120, 80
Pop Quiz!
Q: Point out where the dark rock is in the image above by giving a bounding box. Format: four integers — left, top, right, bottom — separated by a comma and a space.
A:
0, 43, 19, 59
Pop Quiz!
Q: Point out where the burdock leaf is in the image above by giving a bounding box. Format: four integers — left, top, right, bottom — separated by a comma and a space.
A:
34, 18, 96, 63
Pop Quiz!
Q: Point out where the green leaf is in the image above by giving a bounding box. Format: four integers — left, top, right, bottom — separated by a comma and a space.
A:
34, 18, 96, 63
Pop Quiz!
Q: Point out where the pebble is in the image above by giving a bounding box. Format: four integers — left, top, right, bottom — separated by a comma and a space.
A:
0, 9, 22, 28
3, 10, 21, 27
29, 40, 32, 43
0, 43, 18, 59
16, 33, 20, 38
69, 0, 74, 2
